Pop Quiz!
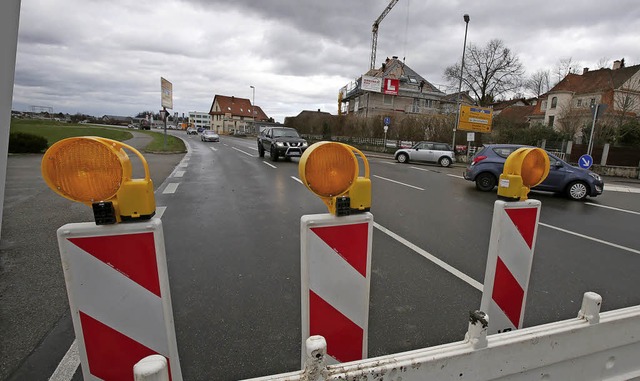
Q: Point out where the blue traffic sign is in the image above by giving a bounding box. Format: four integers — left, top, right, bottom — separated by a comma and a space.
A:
578, 154, 593, 169
384, 116, 391, 125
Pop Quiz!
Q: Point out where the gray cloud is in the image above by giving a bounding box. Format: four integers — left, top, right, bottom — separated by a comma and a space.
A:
12, 0, 640, 122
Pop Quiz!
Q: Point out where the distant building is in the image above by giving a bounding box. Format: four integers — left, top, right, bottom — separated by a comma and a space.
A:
339, 56, 459, 118
188, 111, 211, 130
530, 59, 640, 137
208, 95, 268, 134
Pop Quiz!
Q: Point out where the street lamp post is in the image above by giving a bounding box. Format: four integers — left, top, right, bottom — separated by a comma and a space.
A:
250, 85, 255, 134
452, 14, 470, 156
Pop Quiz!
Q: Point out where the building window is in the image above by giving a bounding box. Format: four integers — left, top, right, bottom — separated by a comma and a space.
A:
551, 97, 557, 109
412, 98, 420, 113
548, 115, 555, 127
590, 98, 596, 106
541, 100, 547, 110
577, 99, 582, 107
383, 95, 392, 105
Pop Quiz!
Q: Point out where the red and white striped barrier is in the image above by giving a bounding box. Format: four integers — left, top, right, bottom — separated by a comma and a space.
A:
57, 218, 182, 381
301, 213, 373, 365
480, 199, 541, 334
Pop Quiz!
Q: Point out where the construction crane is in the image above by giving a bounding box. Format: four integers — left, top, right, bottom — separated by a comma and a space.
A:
370, 0, 399, 70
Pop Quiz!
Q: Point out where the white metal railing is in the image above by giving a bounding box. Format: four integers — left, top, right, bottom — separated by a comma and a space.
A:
135, 292, 640, 380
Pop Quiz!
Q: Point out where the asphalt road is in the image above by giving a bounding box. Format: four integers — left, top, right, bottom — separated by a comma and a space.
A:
2, 131, 640, 380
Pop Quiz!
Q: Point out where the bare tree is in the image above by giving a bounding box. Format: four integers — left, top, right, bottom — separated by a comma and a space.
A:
444, 39, 524, 106
554, 57, 580, 85
524, 70, 550, 97
595, 57, 610, 70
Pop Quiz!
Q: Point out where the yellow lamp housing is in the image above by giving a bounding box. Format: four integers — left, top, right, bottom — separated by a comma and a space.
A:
497, 147, 550, 201
41, 137, 155, 224
299, 141, 371, 216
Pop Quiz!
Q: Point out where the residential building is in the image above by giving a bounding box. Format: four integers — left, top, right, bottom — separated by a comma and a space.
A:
339, 56, 453, 118
188, 111, 211, 130
208, 95, 268, 134
531, 59, 640, 138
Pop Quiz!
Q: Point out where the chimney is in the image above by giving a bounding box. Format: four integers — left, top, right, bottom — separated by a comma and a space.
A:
613, 60, 622, 70
231, 96, 235, 103
392, 55, 398, 60
317, 108, 321, 112
583, 67, 589, 74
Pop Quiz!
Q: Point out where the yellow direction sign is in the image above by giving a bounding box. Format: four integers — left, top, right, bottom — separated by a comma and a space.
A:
458, 105, 493, 132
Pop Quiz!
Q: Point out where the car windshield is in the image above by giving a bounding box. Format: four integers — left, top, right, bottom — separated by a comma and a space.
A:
204, 131, 215, 135
273, 129, 300, 138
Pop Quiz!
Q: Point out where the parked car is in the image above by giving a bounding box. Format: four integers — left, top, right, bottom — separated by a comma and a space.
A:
257, 127, 308, 161
201, 130, 220, 142
394, 141, 455, 167
463, 144, 604, 200
186, 127, 197, 135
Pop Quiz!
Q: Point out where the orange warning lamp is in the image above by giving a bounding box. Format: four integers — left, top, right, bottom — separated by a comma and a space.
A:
497, 147, 550, 201
41, 137, 155, 224
299, 141, 371, 216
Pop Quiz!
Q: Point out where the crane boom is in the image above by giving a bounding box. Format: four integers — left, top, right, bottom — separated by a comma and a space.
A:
370, 0, 399, 70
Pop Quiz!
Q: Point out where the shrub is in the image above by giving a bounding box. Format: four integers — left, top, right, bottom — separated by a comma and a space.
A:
9, 132, 49, 153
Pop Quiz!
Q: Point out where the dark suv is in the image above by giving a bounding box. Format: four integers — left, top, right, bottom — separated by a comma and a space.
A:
257, 127, 308, 161
463, 144, 604, 200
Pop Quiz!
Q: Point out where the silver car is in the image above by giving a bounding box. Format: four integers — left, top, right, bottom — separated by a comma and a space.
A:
201, 130, 220, 142
394, 141, 455, 167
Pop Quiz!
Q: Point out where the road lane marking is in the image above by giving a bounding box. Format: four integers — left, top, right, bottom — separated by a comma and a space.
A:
210, 146, 218, 152
263, 161, 277, 169
539, 223, 640, 255
291, 176, 303, 184
178, 162, 188, 168
232, 147, 255, 157
604, 184, 640, 193
447, 174, 465, 179
373, 175, 425, 191
410, 166, 434, 172
155, 206, 167, 219
173, 170, 185, 178
586, 202, 640, 215
248, 146, 258, 151
49, 339, 79, 381
374, 222, 483, 291
163, 183, 180, 194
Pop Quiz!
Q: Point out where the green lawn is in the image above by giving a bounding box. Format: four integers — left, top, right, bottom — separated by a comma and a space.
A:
10, 119, 186, 153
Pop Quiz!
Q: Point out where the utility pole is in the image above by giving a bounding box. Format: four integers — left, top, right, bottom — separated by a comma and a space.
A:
452, 14, 470, 154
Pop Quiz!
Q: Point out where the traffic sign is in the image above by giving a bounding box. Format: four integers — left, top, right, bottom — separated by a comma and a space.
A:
579, 154, 593, 169
383, 116, 391, 125
458, 105, 493, 133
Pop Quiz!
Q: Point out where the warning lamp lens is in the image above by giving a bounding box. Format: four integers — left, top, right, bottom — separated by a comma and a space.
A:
302, 143, 357, 197
42, 138, 125, 203
521, 150, 548, 187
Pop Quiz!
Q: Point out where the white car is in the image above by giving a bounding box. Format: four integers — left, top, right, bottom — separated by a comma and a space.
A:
394, 141, 455, 167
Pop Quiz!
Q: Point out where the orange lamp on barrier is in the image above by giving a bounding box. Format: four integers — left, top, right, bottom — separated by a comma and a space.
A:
298, 141, 371, 216
497, 147, 550, 201
41, 137, 155, 224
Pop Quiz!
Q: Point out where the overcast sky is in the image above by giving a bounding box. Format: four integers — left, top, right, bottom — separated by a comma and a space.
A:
11, 0, 640, 123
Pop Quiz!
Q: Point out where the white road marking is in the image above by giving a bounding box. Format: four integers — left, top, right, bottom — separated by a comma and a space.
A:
248, 146, 258, 151
374, 222, 483, 291
586, 202, 640, 215
373, 175, 425, 191
173, 170, 185, 178
410, 166, 433, 172
178, 162, 188, 168
155, 206, 167, 219
539, 223, 640, 255
604, 184, 640, 193
210, 146, 218, 152
291, 176, 303, 184
447, 174, 465, 179
232, 147, 255, 157
48, 340, 79, 381
163, 183, 180, 194
263, 161, 277, 169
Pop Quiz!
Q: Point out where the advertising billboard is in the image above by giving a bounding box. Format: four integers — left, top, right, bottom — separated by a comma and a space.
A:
361, 76, 382, 93
161, 77, 173, 109
458, 105, 493, 132
383, 78, 399, 95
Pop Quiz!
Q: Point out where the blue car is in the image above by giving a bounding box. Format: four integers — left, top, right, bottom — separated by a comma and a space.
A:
463, 144, 604, 200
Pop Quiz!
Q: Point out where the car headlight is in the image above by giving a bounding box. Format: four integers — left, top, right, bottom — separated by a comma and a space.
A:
302, 141, 308, 147
276, 142, 284, 147
589, 172, 601, 181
